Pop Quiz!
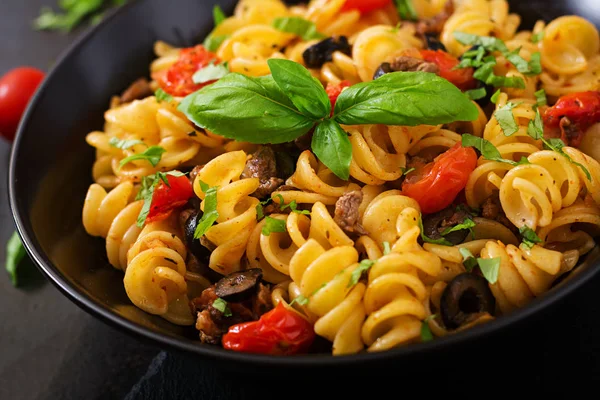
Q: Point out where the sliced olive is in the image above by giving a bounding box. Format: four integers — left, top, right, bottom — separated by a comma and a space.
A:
302, 36, 351, 69
424, 33, 447, 51
441, 273, 496, 330
421, 208, 469, 245
373, 62, 393, 80
184, 211, 212, 265
215, 269, 264, 303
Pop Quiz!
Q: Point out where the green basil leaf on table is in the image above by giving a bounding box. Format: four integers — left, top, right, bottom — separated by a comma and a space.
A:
6, 231, 27, 287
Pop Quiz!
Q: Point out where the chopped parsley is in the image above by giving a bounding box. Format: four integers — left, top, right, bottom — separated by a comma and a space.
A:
212, 298, 232, 317
348, 259, 376, 288
194, 181, 220, 238
519, 225, 542, 249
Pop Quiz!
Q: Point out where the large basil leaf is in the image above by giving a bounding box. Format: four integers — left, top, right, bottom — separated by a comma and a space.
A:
311, 119, 352, 180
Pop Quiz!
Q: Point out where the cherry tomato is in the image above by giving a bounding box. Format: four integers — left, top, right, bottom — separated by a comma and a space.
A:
341, 0, 392, 14
402, 143, 478, 214
146, 174, 194, 223
544, 91, 600, 147
0, 67, 45, 141
326, 80, 351, 113
222, 302, 315, 355
420, 50, 476, 92
154, 45, 219, 97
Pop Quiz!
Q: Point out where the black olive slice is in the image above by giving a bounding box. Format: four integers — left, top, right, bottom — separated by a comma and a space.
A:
421, 208, 469, 245
215, 269, 264, 303
440, 273, 496, 330
302, 36, 352, 69
184, 211, 213, 265
424, 33, 447, 52
373, 62, 393, 80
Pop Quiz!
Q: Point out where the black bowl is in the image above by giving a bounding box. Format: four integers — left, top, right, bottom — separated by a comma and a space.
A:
8, 0, 600, 371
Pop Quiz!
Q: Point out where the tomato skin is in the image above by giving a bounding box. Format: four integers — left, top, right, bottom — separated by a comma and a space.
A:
420, 50, 476, 92
0, 67, 45, 141
146, 174, 194, 223
341, 0, 392, 13
402, 144, 478, 214
326, 80, 351, 113
543, 91, 600, 147
155, 45, 219, 97
222, 303, 315, 355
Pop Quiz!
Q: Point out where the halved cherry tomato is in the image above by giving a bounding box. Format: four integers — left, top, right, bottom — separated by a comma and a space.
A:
341, 0, 392, 14
222, 302, 315, 355
154, 45, 219, 97
0, 67, 45, 141
402, 143, 478, 214
326, 80, 351, 113
544, 91, 600, 147
146, 174, 194, 223
420, 50, 477, 92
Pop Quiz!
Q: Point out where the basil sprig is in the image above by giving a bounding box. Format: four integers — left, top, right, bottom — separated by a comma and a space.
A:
494, 102, 520, 136
461, 134, 530, 167
6, 231, 26, 286
272, 17, 324, 41
180, 60, 478, 180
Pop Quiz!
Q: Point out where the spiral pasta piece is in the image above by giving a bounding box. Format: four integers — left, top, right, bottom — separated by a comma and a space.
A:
83, 181, 135, 238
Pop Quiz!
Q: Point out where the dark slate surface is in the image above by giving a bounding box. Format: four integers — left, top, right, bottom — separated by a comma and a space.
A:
2, 1, 600, 399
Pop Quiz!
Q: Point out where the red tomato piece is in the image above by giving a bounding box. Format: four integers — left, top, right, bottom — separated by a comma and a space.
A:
155, 45, 219, 97
544, 91, 600, 147
341, 0, 392, 13
146, 174, 194, 223
402, 143, 478, 214
420, 50, 477, 92
326, 80, 351, 113
0, 67, 45, 141
222, 302, 315, 355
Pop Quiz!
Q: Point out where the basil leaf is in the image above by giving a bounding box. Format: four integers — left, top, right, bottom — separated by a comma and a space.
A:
136, 176, 156, 227
401, 167, 416, 176
194, 182, 220, 238
333, 72, 479, 126
527, 108, 544, 139
503, 48, 541, 76
203, 34, 229, 52
383, 241, 391, 255
519, 225, 542, 249
312, 119, 352, 180
465, 87, 487, 100
6, 231, 26, 286
491, 89, 501, 104
34, 0, 105, 32
212, 298, 232, 316
441, 218, 476, 237
213, 5, 226, 26
272, 17, 325, 40
348, 259, 376, 288
421, 314, 436, 342
461, 134, 523, 166
279, 198, 310, 215
180, 73, 315, 144
262, 216, 287, 236
473, 61, 526, 88
495, 102, 519, 136
478, 257, 501, 284
268, 59, 331, 120
418, 216, 453, 246
289, 294, 309, 306
155, 88, 173, 103
395, 0, 418, 21
256, 198, 272, 221
459, 247, 478, 273
109, 137, 145, 150
531, 31, 544, 44
526, 52, 542, 76
119, 146, 166, 169
192, 62, 229, 84
535, 89, 547, 107
454, 32, 508, 52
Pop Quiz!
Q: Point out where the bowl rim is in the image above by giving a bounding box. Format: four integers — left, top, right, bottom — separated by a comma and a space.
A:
8, 0, 600, 366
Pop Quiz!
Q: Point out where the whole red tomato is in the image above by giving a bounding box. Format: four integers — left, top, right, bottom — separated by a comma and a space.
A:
154, 45, 219, 97
0, 67, 45, 141
342, 0, 392, 14
544, 91, 600, 147
402, 143, 478, 214
420, 50, 477, 92
222, 302, 315, 355
146, 174, 194, 224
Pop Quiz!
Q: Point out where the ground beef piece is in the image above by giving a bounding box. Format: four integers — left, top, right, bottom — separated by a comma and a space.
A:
481, 195, 518, 233
390, 56, 440, 74
120, 78, 153, 103
406, 155, 433, 171
439, 209, 470, 231
416, 0, 455, 36
560, 116, 584, 147
189, 165, 204, 186
191, 281, 273, 344
241, 147, 285, 199
334, 190, 368, 235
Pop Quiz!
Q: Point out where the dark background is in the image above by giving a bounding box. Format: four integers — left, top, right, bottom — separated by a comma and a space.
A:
2, 1, 600, 399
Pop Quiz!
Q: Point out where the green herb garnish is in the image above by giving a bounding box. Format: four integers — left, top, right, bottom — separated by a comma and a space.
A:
421, 314, 436, 342
213, 5, 226, 26
262, 216, 287, 236
134, 171, 185, 227
212, 298, 232, 317
519, 225, 542, 249
394, 0, 418, 21
193, 62, 229, 84
289, 294, 309, 306
418, 216, 453, 246
272, 17, 325, 41
458, 247, 478, 272
465, 87, 487, 101
535, 89, 547, 107
6, 231, 26, 286
478, 257, 501, 284
494, 102, 520, 136
441, 218, 476, 238
109, 137, 144, 150
490, 89, 501, 104
155, 88, 174, 103
383, 241, 391, 255
194, 180, 220, 238
531, 31, 545, 44
119, 146, 166, 169
348, 259, 376, 288
33, 0, 127, 32
461, 134, 530, 167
